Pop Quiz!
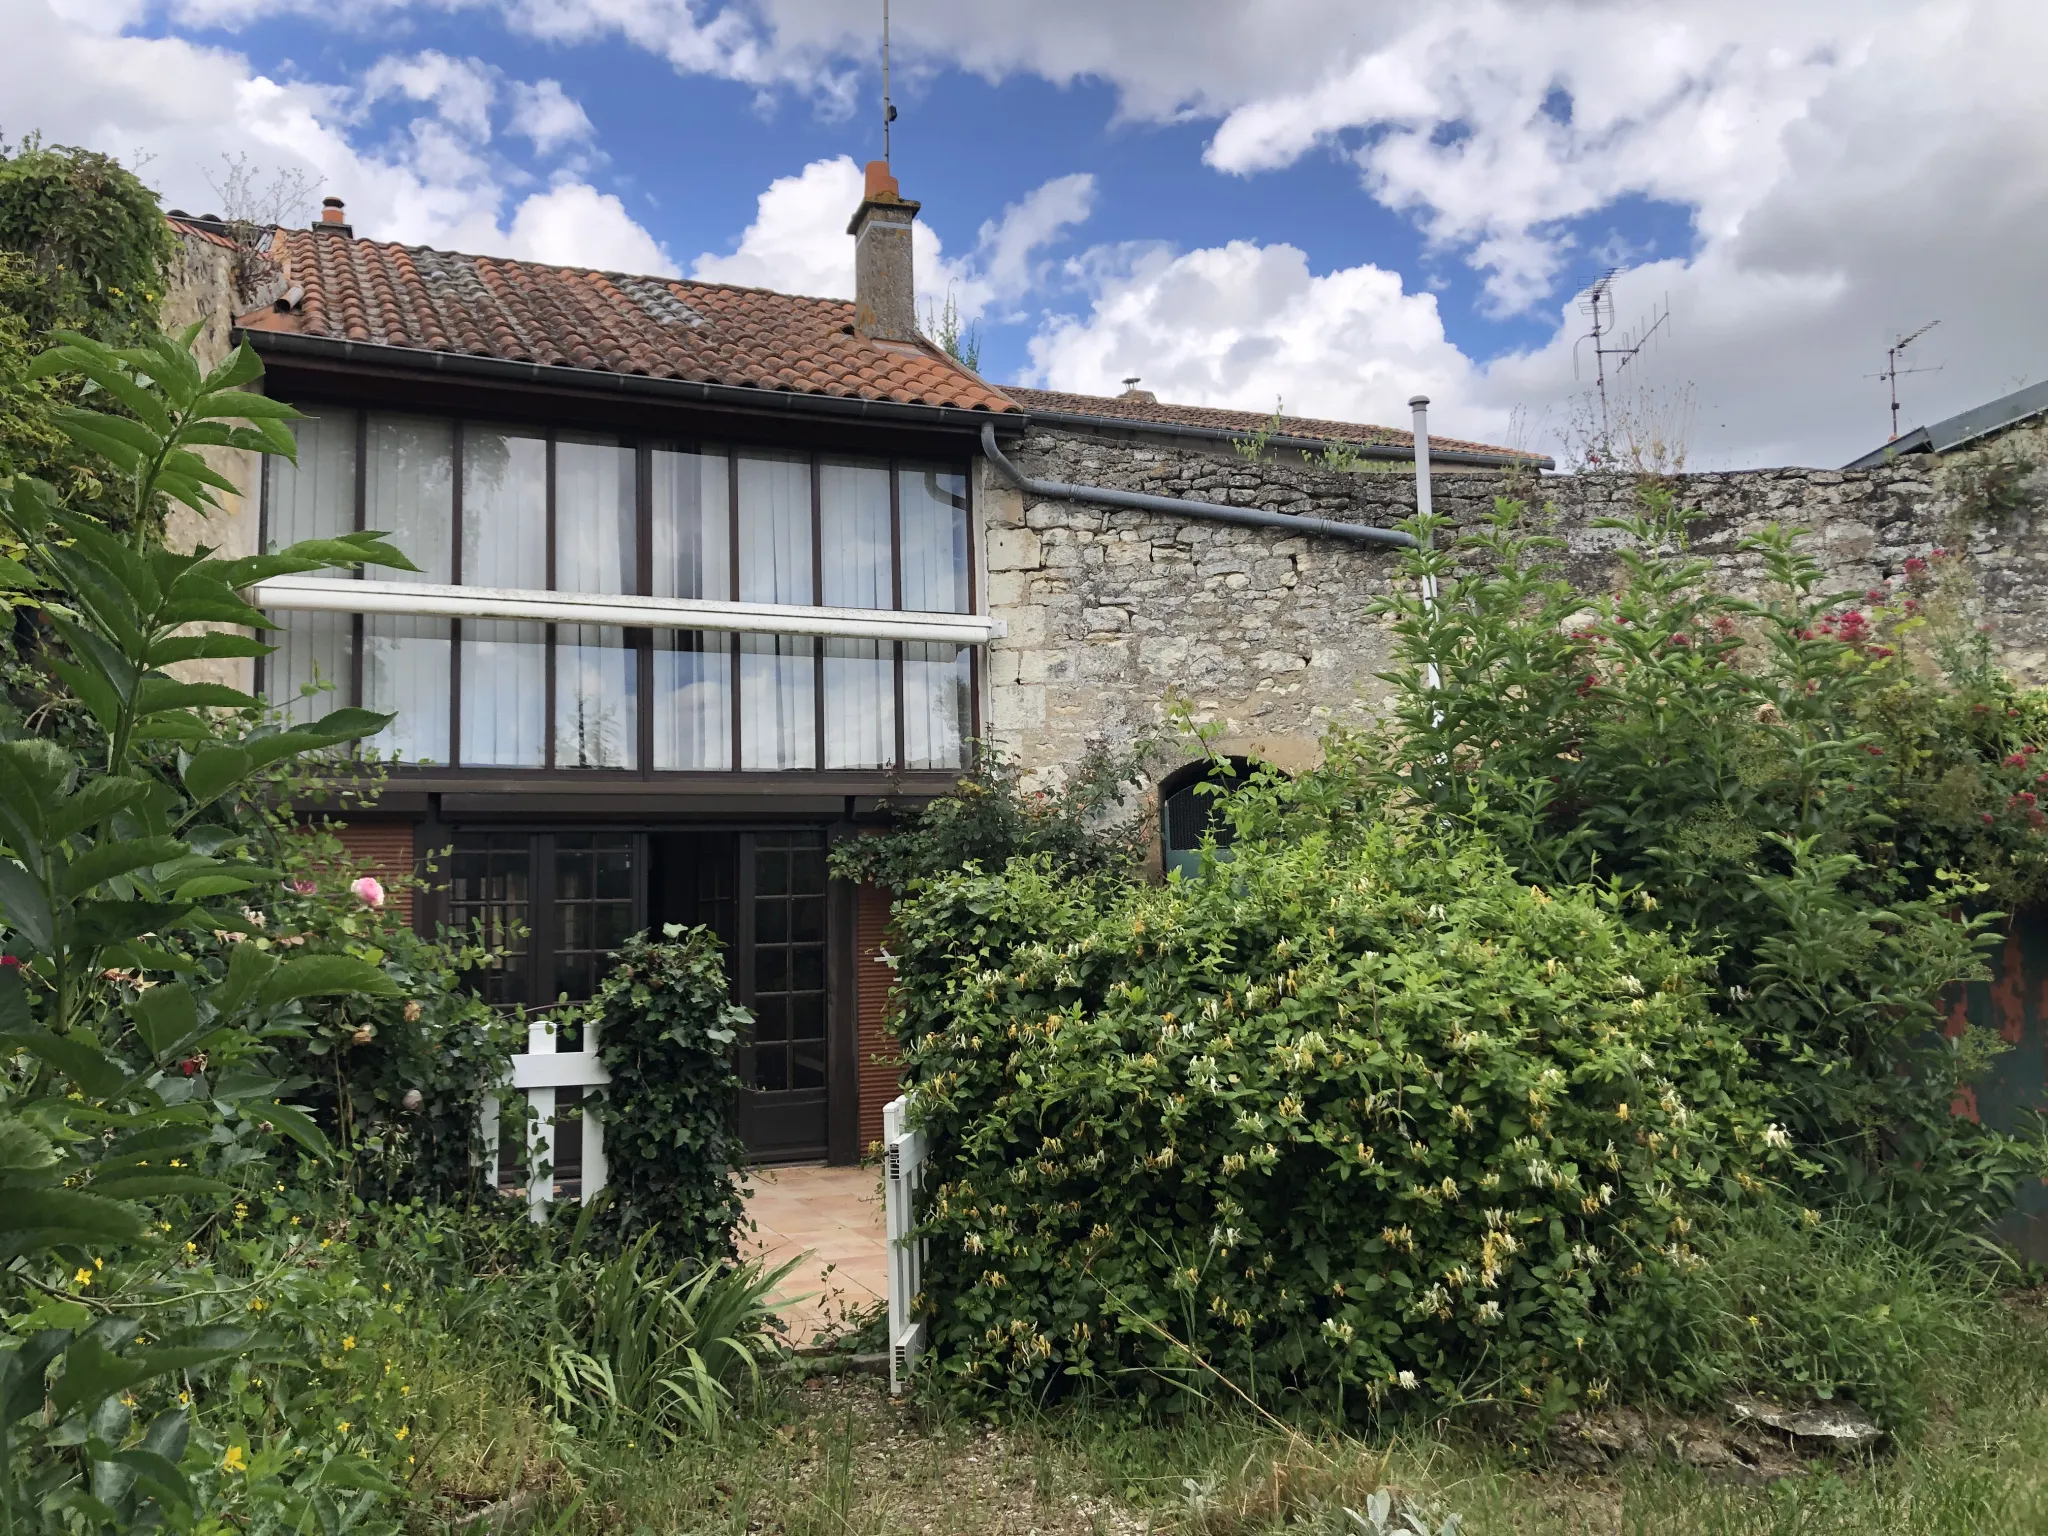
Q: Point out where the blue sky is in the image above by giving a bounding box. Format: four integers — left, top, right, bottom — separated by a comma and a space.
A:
11, 1, 2045, 468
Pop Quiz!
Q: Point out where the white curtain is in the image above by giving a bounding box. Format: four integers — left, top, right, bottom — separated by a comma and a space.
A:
363, 617, 451, 762
555, 625, 638, 769
903, 642, 970, 769
739, 634, 816, 770
737, 451, 811, 603
900, 465, 969, 613
462, 426, 546, 588
824, 639, 892, 768
654, 631, 732, 770
266, 410, 355, 556
459, 620, 546, 766
557, 436, 637, 595
365, 415, 453, 583
652, 448, 730, 600
819, 459, 891, 609
264, 413, 357, 722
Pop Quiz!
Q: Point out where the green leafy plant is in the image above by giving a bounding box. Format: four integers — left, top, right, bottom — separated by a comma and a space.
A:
894, 825, 1786, 1418
1232, 401, 1285, 465
0, 321, 417, 1531
582, 926, 752, 1262
0, 140, 174, 346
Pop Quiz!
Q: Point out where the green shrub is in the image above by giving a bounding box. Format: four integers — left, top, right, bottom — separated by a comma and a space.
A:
584, 925, 751, 1262
1362, 492, 2048, 1240
895, 826, 1789, 1416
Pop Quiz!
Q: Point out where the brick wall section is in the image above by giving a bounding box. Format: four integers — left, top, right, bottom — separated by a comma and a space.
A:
855, 882, 901, 1154
328, 819, 418, 926
982, 428, 2048, 790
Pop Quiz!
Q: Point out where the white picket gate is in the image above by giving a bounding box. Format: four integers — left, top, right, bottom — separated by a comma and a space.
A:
882, 1094, 927, 1396
480, 1017, 612, 1221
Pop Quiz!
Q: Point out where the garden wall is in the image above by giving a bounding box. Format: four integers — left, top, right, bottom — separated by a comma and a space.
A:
980, 429, 2048, 787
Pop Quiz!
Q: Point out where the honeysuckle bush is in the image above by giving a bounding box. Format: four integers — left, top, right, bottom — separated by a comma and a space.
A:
1360, 490, 2048, 1244
895, 826, 1796, 1418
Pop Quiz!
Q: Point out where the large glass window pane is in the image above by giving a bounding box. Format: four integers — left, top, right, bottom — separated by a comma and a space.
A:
365, 415, 453, 583
459, 620, 545, 766
652, 448, 730, 601
818, 459, 891, 609
739, 634, 815, 770
556, 436, 637, 596
555, 625, 638, 769
269, 610, 351, 726
899, 465, 969, 613
903, 641, 971, 769
462, 426, 546, 589
654, 632, 732, 770
736, 451, 812, 605
266, 411, 356, 559
363, 616, 450, 761
552, 833, 636, 1002
823, 639, 892, 769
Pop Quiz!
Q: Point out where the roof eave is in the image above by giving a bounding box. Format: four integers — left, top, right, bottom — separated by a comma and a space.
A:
240, 329, 1022, 431
1016, 403, 1552, 470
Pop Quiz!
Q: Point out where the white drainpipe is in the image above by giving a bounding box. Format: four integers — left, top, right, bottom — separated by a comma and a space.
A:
1410, 395, 1441, 694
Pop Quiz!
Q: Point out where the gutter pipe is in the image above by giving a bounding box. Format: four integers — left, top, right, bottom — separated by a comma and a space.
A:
1410, 395, 1442, 694
978, 421, 1417, 550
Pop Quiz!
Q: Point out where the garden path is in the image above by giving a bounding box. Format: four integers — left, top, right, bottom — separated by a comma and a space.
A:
742, 1163, 887, 1345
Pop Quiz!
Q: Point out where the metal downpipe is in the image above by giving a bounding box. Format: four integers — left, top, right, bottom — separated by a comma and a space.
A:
979, 421, 1417, 549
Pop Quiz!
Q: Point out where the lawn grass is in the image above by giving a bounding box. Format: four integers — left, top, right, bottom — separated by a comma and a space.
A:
403, 1292, 2048, 1535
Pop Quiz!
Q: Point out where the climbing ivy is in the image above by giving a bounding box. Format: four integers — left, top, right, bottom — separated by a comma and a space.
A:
0, 137, 174, 343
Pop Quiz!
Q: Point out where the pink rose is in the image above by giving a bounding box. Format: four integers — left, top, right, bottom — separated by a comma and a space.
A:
351, 876, 386, 910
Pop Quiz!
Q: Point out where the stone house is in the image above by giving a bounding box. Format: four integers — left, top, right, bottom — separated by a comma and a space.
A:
159, 164, 2046, 1167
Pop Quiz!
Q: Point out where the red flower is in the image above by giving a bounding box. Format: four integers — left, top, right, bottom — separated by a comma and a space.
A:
0, 955, 20, 970
1864, 745, 1885, 757
1869, 645, 1895, 658
1577, 673, 1599, 696
178, 1058, 202, 1077
1904, 557, 1929, 577
1670, 633, 1691, 647
1866, 588, 1886, 603
1983, 813, 1997, 825
2005, 753, 2031, 768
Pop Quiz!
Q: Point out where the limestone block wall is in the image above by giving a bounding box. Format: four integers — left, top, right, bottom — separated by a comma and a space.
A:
983, 428, 2048, 789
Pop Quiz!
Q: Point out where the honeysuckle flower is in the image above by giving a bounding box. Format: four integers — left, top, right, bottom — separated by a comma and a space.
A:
1396, 1370, 1417, 1390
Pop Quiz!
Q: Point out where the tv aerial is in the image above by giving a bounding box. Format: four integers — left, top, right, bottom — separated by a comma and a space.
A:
1572, 268, 1670, 457
1869, 321, 1941, 440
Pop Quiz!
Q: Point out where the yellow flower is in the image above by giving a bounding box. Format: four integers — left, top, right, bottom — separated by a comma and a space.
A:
233, 1203, 248, 1220
394, 1426, 409, 1441
185, 1242, 198, 1255
342, 1335, 356, 1351
380, 1282, 390, 1293
74, 1267, 93, 1287
336, 1421, 351, 1435
222, 1446, 248, 1474
158, 1221, 171, 1232
169, 1159, 184, 1168
290, 1216, 301, 1227
399, 1385, 410, 1397
178, 1392, 191, 1407
248, 1298, 268, 1313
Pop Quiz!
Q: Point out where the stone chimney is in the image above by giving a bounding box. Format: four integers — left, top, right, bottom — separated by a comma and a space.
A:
313, 196, 352, 237
846, 161, 919, 342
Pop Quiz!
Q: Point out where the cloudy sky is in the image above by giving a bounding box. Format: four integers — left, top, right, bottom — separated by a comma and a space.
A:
8, 0, 2044, 468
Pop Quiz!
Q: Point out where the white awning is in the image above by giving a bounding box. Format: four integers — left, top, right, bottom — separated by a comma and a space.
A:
250, 575, 1004, 645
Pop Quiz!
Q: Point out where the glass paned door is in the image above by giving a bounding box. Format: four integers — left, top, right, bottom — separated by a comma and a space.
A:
734, 832, 831, 1160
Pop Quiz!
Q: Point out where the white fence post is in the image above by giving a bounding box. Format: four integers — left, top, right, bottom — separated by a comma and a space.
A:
480, 1016, 613, 1222
882, 1094, 927, 1396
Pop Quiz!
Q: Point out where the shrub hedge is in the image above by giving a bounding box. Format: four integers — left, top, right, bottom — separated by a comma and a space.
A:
895, 827, 1792, 1416
587, 925, 752, 1261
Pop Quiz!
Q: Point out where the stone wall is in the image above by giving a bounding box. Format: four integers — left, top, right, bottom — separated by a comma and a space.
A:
982, 426, 2048, 788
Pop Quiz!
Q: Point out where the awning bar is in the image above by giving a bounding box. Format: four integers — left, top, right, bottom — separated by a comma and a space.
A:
250, 575, 1005, 645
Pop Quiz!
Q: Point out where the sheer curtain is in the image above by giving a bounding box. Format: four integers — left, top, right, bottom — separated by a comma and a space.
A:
737, 452, 815, 769
899, 465, 969, 612
264, 412, 357, 723
556, 436, 637, 595
460, 621, 546, 766
819, 458, 894, 767
652, 448, 733, 769
556, 626, 638, 768
903, 642, 971, 769
457, 425, 547, 767
824, 639, 891, 768
362, 416, 453, 761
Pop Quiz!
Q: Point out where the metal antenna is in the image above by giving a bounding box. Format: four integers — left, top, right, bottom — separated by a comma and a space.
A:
1571, 268, 1670, 462
881, 0, 898, 161
1869, 320, 1941, 440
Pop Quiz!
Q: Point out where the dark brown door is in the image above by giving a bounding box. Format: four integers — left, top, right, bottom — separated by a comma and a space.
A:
734, 832, 831, 1161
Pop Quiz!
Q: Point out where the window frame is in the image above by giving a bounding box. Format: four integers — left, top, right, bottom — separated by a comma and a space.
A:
258, 408, 982, 776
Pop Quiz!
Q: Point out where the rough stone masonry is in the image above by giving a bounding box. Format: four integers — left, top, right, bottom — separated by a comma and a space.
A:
979, 425, 2048, 787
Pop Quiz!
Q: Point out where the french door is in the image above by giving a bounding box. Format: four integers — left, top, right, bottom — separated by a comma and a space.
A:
447, 825, 848, 1165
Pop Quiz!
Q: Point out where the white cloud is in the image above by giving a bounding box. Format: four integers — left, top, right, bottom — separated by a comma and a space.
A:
361, 50, 498, 143
507, 78, 594, 155
1027, 240, 1493, 441
507, 181, 676, 273
690, 155, 1093, 322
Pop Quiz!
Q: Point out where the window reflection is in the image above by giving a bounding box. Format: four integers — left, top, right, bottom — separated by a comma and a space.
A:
739, 634, 815, 770
654, 631, 732, 770
460, 620, 546, 766
903, 641, 970, 769
363, 616, 450, 762
555, 625, 637, 769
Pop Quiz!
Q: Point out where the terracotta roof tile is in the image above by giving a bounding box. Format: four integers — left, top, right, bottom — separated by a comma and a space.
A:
1001, 386, 1539, 462
241, 228, 1019, 415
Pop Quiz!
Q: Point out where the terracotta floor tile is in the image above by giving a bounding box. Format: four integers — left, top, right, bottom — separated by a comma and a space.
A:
741, 1162, 888, 1345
